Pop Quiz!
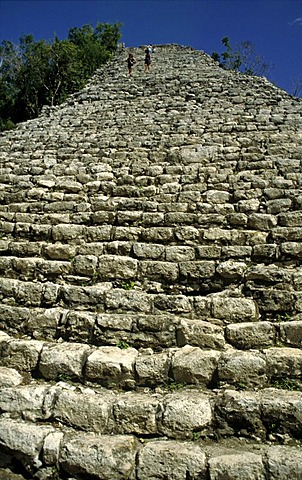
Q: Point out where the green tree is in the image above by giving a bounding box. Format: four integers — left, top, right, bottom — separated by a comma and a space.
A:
212, 37, 272, 76
0, 21, 122, 131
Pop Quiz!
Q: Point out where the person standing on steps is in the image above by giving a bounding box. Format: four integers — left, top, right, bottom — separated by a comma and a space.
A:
127, 53, 136, 77
144, 47, 151, 72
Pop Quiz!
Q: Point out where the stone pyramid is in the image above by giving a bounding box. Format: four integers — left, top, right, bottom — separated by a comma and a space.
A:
0, 44, 302, 479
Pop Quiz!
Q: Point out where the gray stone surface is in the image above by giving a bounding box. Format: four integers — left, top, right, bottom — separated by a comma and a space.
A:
0, 43, 302, 478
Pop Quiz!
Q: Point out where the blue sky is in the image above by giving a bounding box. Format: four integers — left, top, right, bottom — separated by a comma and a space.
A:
0, 0, 301, 96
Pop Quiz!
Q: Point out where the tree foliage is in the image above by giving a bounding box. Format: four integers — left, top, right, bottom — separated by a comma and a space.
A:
212, 37, 273, 77
0, 22, 122, 131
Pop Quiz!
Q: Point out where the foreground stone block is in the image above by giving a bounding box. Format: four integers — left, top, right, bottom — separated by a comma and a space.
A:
53, 388, 113, 433
137, 440, 207, 479
0, 367, 23, 387
160, 391, 212, 439
60, 432, 138, 480
177, 318, 225, 349
0, 419, 54, 472
172, 346, 220, 386
135, 350, 171, 386
211, 297, 258, 323
39, 342, 91, 380
225, 321, 275, 349
113, 393, 160, 435
0, 339, 44, 372
266, 445, 302, 479
208, 451, 265, 480
85, 346, 138, 388
218, 350, 267, 388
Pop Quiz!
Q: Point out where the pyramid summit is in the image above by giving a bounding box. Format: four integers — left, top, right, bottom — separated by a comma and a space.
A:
0, 44, 302, 479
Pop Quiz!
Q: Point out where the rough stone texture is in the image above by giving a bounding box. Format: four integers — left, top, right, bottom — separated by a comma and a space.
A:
137, 440, 207, 479
0, 43, 302, 478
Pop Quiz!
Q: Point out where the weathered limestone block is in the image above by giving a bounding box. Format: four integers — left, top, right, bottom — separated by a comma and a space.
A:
117, 211, 143, 225
39, 342, 91, 380
86, 225, 112, 242
38, 259, 71, 278
0, 305, 31, 334
105, 289, 152, 313
278, 211, 302, 227
214, 390, 264, 438
251, 289, 295, 315
153, 294, 192, 314
133, 242, 165, 259
211, 296, 258, 323
248, 213, 277, 230
53, 388, 113, 433
61, 285, 105, 308
218, 351, 267, 389
78, 241, 104, 256
140, 261, 179, 282
205, 190, 230, 204
136, 313, 177, 342
159, 391, 212, 439
0, 339, 44, 372
165, 212, 197, 225
177, 319, 225, 349
85, 346, 138, 388
0, 367, 23, 387
179, 261, 215, 280
42, 282, 61, 305
264, 347, 302, 381
64, 310, 96, 343
113, 393, 160, 434
135, 350, 171, 386
0, 385, 52, 420
0, 418, 55, 472
137, 440, 207, 480
165, 246, 195, 262
196, 245, 221, 259
267, 198, 292, 214
72, 254, 98, 275
113, 226, 142, 241
261, 388, 302, 438
266, 445, 302, 479
172, 346, 220, 385
60, 432, 138, 480
42, 431, 64, 467
216, 260, 247, 279
245, 230, 268, 246
0, 276, 20, 299
208, 452, 265, 480
221, 246, 252, 259
225, 321, 276, 349
174, 226, 200, 244
279, 321, 302, 347
280, 241, 302, 258
24, 307, 62, 340
252, 244, 278, 260
96, 313, 134, 334
237, 199, 260, 213
16, 281, 43, 306
98, 255, 138, 280
52, 224, 85, 243
246, 264, 292, 283
0, 220, 14, 234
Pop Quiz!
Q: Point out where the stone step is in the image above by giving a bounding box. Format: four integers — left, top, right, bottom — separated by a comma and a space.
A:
0, 416, 301, 479
0, 373, 302, 442
1, 333, 301, 391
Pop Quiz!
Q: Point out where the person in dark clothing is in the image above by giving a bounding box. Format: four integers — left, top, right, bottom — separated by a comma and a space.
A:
144, 48, 151, 71
127, 53, 136, 76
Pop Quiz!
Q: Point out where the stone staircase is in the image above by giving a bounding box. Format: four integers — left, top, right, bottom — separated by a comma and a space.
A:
0, 44, 301, 479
